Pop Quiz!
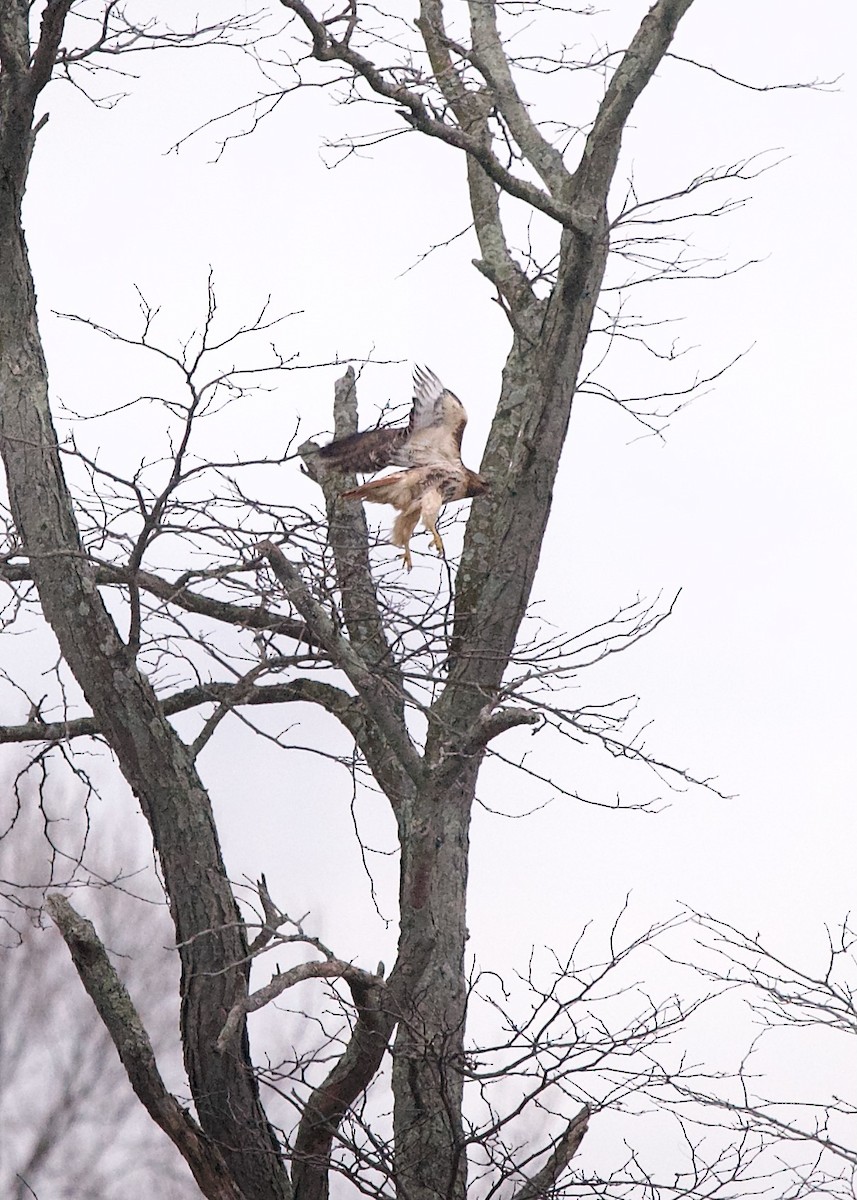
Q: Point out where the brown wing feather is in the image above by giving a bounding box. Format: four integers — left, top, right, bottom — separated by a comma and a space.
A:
318, 427, 407, 474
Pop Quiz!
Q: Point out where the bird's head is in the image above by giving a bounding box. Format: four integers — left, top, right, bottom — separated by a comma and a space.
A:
465, 471, 490, 498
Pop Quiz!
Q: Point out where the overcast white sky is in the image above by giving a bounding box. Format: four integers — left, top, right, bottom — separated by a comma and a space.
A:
6, 0, 856, 1124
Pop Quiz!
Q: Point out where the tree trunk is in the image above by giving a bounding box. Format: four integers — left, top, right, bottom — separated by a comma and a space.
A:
392, 757, 479, 1200
388, 216, 611, 1198
449, 225, 611, 690
0, 12, 291, 1195
0, 224, 291, 1200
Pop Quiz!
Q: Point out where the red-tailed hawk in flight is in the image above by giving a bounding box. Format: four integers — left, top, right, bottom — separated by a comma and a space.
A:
318, 367, 488, 570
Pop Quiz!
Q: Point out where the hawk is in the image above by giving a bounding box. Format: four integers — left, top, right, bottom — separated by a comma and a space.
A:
318, 367, 488, 570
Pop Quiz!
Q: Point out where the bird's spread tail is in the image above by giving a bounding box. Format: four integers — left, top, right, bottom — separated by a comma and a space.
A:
340, 472, 410, 504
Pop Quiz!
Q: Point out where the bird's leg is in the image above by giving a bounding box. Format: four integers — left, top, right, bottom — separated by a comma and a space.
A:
429, 527, 445, 558
393, 506, 422, 573
420, 490, 445, 559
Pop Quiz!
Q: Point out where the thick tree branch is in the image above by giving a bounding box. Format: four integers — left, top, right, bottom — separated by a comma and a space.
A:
257, 539, 424, 788
570, 0, 695, 215
27, 0, 74, 98
45, 894, 245, 1200
426, 706, 540, 794
278, 0, 583, 230
0, 556, 319, 647
510, 1105, 590, 1200
0, 678, 350, 744
0, 611, 416, 815
417, 1, 539, 322
0, 675, 419, 812
214, 884, 408, 1200
467, 0, 568, 196
217, 958, 384, 1053
300, 368, 399, 685
291, 969, 396, 1200
467, 705, 541, 750
446, 0, 697, 707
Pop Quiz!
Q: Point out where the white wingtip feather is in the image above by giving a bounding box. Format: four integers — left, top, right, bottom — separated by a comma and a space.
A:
413, 365, 445, 404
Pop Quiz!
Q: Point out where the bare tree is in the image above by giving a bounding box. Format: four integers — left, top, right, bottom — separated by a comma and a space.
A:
0, 3, 823, 1199
651, 912, 857, 1199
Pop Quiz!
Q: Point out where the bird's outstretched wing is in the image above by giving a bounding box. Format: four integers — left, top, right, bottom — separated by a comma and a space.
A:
316, 425, 407, 474
317, 367, 467, 474
391, 366, 467, 469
